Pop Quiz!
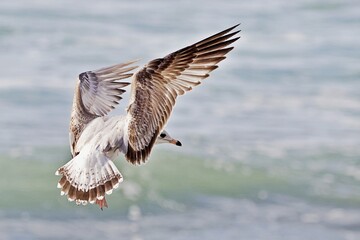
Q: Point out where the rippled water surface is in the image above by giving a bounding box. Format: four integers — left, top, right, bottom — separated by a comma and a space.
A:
0, 0, 360, 239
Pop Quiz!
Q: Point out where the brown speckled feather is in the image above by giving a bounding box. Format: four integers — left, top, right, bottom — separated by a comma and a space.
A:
125, 24, 240, 164
56, 25, 240, 208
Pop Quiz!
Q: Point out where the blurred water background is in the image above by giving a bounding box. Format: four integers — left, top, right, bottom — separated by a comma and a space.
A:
0, 0, 360, 239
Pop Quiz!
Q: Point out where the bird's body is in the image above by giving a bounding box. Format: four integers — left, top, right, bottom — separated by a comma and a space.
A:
56, 24, 240, 208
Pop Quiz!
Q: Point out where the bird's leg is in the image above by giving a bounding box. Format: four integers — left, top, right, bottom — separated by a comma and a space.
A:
96, 197, 108, 210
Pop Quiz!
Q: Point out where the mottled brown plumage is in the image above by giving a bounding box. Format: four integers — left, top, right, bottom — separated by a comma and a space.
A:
56, 24, 240, 208
125, 24, 240, 164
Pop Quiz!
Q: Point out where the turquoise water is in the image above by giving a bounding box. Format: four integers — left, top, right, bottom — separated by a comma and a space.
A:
1, 0, 360, 239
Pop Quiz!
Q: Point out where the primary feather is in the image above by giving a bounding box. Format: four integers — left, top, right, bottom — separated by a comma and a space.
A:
56, 24, 240, 207
125, 24, 240, 164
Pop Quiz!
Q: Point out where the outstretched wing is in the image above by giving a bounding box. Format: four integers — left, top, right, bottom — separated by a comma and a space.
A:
70, 60, 138, 156
77, 60, 138, 116
125, 24, 240, 164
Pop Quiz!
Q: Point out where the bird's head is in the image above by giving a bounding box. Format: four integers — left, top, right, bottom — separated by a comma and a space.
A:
156, 130, 182, 146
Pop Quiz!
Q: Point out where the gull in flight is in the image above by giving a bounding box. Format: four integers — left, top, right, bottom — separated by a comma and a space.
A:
56, 24, 240, 209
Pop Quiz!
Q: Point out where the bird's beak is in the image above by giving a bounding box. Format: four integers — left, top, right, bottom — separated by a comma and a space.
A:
170, 139, 182, 146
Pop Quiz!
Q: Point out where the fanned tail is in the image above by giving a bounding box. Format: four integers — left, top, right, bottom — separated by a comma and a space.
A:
55, 147, 123, 207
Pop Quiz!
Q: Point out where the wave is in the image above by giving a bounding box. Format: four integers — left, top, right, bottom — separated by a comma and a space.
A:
1, 147, 360, 218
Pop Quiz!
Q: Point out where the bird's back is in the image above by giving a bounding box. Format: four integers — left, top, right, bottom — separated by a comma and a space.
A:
74, 115, 128, 158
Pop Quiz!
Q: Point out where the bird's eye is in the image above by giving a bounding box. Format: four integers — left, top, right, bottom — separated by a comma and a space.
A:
160, 133, 166, 138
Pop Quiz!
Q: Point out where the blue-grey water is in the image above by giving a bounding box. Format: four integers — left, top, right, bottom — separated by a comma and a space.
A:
1, 0, 360, 239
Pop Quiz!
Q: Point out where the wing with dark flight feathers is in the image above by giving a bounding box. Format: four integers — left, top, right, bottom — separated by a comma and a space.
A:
125, 24, 240, 164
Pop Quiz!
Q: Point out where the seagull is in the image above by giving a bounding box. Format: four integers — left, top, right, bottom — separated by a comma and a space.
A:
56, 24, 240, 209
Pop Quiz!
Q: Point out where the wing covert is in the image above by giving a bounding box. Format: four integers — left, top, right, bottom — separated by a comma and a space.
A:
125, 25, 240, 164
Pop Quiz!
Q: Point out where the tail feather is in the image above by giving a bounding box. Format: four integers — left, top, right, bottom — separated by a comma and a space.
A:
56, 148, 123, 206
